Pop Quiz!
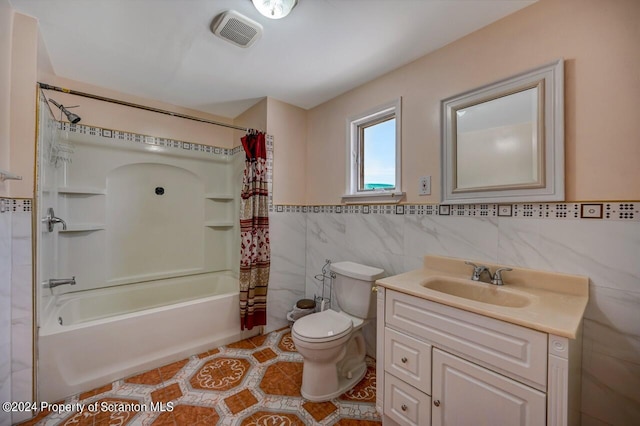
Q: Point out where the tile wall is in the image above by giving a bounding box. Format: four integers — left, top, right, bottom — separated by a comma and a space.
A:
268, 202, 640, 425
0, 202, 11, 426
265, 212, 306, 333
0, 199, 33, 425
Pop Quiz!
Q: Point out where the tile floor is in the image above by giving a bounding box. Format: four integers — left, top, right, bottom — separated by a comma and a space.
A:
20, 327, 381, 425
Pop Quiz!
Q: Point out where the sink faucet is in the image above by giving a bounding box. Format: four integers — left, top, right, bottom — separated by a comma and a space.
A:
465, 262, 513, 286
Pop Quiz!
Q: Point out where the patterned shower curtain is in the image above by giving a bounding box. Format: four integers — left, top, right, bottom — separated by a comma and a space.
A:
239, 131, 270, 330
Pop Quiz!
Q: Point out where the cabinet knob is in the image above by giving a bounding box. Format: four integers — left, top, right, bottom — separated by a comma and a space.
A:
401, 357, 408, 363
434, 400, 441, 407
401, 404, 407, 411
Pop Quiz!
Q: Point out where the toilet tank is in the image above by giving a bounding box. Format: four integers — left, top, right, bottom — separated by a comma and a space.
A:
330, 261, 384, 319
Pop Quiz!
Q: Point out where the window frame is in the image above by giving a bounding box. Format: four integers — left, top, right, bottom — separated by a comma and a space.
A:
343, 98, 404, 204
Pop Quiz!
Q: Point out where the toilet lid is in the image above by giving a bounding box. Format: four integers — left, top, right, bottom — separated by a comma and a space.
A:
292, 309, 352, 341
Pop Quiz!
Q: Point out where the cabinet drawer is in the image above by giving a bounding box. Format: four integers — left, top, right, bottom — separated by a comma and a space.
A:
384, 373, 431, 426
385, 327, 432, 394
386, 289, 548, 390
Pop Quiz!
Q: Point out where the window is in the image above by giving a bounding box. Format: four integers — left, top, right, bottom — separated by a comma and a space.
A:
343, 98, 403, 203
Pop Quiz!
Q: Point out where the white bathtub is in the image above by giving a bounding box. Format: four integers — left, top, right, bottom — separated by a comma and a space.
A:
38, 271, 258, 402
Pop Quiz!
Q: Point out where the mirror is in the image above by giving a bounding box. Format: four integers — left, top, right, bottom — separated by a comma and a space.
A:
442, 59, 564, 204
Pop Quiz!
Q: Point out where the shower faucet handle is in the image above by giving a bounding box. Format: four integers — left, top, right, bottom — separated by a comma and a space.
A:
43, 207, 67, 232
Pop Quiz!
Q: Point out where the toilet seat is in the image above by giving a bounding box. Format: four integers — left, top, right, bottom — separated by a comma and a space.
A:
292, 310, 352, 343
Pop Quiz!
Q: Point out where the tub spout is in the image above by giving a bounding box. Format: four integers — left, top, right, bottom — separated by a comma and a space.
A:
48, 277, 76, 288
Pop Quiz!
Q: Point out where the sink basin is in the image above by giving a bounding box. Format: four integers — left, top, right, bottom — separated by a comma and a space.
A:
421, 276, 531, 308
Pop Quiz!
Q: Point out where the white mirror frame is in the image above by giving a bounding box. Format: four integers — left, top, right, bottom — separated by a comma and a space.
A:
441, 59, 564, 204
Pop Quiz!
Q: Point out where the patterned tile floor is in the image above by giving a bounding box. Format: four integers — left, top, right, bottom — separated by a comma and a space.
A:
21, 327, 381, 425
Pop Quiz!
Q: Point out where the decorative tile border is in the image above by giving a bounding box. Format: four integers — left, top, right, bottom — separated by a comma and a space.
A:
57, 121, 244, 158
270, 202, 639, 222
0, 199, 32, 213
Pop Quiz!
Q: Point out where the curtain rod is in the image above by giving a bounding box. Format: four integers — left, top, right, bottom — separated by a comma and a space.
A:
38, 82, 262, 134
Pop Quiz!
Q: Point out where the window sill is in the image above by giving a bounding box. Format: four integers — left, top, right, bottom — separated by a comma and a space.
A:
341, 191, 405, 204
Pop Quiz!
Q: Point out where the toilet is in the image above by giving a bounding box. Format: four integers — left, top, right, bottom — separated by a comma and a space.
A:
292, 261, 384, 401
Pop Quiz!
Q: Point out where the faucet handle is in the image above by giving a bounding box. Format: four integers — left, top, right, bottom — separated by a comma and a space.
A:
43, 207, 67, 232
491, 267, 513, 286
465, 261, 479, 280
465, 261, 490, 281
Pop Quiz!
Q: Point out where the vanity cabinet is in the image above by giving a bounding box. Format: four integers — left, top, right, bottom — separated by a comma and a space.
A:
376, 288, 581, 426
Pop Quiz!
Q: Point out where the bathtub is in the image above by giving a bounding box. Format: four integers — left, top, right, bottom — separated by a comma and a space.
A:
38, 271, 258, 402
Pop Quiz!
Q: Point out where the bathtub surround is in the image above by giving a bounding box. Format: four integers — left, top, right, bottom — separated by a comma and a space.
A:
0, 199, 33, 425
262, 200, 640, 425
40, 118, 243, 293
239, 132, 271, 331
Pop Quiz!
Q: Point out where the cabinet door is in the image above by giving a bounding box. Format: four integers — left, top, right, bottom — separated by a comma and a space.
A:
432, 348, 546, 426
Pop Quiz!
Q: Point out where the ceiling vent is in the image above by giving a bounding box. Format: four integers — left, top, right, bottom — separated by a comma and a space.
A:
211, 10, 263, 48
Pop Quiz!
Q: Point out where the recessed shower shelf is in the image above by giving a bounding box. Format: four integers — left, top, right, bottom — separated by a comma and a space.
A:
204, 221, 235, 228
58, 186, 106, 195
59, 223, 106, 232
205, 193, 234, 200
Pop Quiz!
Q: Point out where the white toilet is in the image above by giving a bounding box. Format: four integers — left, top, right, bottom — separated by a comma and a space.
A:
292, 261, 384, 401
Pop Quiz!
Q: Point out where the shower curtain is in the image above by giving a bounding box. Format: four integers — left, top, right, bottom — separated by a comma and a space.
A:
239, 131, 270, 330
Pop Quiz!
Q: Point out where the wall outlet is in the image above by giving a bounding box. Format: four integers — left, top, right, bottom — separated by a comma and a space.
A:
419, 176, 431, 195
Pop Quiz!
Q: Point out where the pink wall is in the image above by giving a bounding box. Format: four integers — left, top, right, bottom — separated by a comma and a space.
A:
234, 97, 267, 146
8, 12, 38, 199
266, 98, 307, 205
304, 0, 640, 204
0, 0, 13, 197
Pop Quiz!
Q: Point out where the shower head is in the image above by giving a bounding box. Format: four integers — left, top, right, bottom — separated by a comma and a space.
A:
64, 111, 81, 124
48, 98, 81, 124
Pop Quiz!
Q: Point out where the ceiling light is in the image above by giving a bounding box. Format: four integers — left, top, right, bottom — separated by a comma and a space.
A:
252, 0, 298, 19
